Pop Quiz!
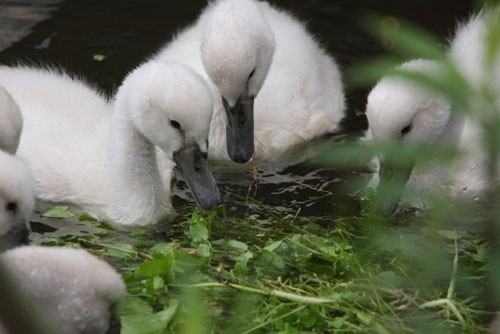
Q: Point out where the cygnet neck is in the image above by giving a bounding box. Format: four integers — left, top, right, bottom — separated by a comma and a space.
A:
107, 102, 170, 226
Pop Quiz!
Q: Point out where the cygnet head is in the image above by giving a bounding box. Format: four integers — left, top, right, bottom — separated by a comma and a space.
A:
0, 151, 34, 250
115, 61, 221, 209
366, 59, 452, 215
201, 0, 275, 163
0, 246, 125, 333
0, 86, 23, 155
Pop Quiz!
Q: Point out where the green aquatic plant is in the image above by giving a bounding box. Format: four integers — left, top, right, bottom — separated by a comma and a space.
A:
30, 198, 489, 333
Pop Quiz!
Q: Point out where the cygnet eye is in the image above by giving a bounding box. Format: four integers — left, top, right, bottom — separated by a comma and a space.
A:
5, 201, 17, 213
221, 96, 230, 110
170, 120, 181, 130
401, 124, 412, 137
248, 68, 256, 80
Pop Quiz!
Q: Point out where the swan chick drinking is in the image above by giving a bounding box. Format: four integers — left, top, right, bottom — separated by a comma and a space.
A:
367, 9, 500, 215
0, 62, 220, 226
0, 246, 125, 334
155, 0, 345, 167
366, 59, 456, 215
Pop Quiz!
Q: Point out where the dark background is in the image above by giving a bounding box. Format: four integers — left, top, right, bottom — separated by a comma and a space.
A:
0, 0, 475, 134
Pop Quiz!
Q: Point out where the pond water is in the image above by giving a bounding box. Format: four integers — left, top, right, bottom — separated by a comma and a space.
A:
0, 0, 474, 235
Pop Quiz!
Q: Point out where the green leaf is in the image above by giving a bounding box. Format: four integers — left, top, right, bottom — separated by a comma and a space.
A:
132, 229, 146, 238
189, 223, 209, 244
121, 299, 178, 334
42, 206, 75, 219
77, 212, 97, 221
103, 243, 136, 259
356, 312, 374, 325
122, 296, 153, 316
228, 240, 248, 252
233, 251, 253, 276
152, 276, 165, 290
136, 255, 174, 280
150, 243, 176, 256
264, 240, 282, 252
299, 310, 317, 328
197, 244, 211, 258
377, 270, 400, 286
330, 316, 346, 329
261, 249, 285, 269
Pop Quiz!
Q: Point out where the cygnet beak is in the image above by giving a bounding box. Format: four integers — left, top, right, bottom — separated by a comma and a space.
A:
222, 95, 254, 163
106, 311, 121, 334
1, 222, 30, 251
375, 155, 414, 216
173, 144, 221, 209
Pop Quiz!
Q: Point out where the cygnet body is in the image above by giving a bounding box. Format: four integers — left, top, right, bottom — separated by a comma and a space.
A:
366, 9, 500, 215
155, 0, 345, 168
0, 62, 220, 226
0, 76, 124, 334
0, 246, 125, 334
0, 86, 23, 155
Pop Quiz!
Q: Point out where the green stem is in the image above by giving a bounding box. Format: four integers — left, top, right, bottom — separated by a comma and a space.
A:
420, 298, 450, 308
447, 239, 458, 301
420, 298, 466, 327
242, 305, 307, 334
93, 241, 153, 260
169, 282, 335, 305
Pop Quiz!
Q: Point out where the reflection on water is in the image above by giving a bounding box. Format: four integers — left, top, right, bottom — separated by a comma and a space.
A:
0, 0, 61, 52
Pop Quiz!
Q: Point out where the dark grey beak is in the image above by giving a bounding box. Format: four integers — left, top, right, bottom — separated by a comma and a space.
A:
0, 223, 29, 251
222, 96, 254, 163
174, 144, 221, 210
375, 156, 414, 216
106, 312, 121, 334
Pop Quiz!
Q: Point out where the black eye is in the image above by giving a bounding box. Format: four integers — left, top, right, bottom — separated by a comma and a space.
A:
170, 120, 181, 130
221, 96, 230, 110
248, 68, 255, 80
5, 202, 17, 213
401, 124, 412, 137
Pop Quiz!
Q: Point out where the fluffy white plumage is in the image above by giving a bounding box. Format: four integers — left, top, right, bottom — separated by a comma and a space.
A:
366, 59, 461, 211
0, 86, 34, 249
154, 0, 345, 168
366, 9, 500, 214
0, 86, 23, 155
0, 94, 124, 331
450, 8, 500, 87
0, 151, 34, 247
0, 62, 216, 225
0, 246, 125, 334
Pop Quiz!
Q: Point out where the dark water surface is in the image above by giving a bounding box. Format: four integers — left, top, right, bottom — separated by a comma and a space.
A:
0, 0, 474, 235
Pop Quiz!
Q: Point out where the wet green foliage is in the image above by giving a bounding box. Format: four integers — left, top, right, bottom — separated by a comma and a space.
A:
34, 196, 491, 333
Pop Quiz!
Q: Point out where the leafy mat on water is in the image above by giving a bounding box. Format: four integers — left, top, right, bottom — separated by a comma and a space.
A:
34, 193, 491, 334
